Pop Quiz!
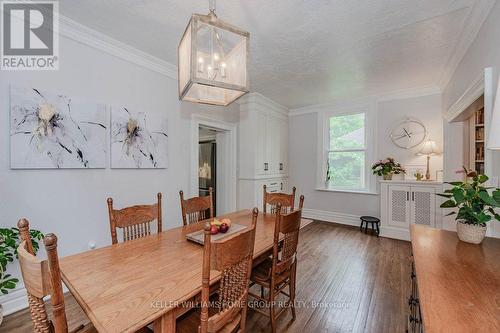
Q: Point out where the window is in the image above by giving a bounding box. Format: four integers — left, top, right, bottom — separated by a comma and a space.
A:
318, 108, 375, 193
326, 113, 366, 189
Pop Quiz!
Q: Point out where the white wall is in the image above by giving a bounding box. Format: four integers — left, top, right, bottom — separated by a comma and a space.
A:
289, 93, 443, 221
442, 0, 500, 180
441, 0, 500, 236
0, 32, 239, 312
443, 1, 500, 112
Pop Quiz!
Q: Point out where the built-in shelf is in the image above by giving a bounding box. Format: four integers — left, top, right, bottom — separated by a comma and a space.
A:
476, 160, 484, 163
476, 140, 484, 143
476, 123, 484, 127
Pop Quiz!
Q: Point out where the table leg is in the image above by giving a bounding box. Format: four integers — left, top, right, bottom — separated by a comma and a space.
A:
154, 311, 176, 333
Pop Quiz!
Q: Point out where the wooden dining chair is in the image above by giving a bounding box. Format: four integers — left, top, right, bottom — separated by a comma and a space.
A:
17, 218, 96, 333
179, 188, 214, 226
177, 208, 258, 333
263, 185, 299, 214
249, 199, 304, 333
107, 193, 162, 244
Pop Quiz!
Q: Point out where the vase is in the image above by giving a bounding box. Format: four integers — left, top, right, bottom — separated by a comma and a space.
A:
383, 174, 393, 180
456, 220, 487, 244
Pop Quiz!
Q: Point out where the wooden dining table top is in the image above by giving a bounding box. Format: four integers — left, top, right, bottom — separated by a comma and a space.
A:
59, 210, 313, 333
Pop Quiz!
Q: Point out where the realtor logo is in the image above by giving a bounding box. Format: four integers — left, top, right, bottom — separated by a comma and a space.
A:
1, 1, 59, 70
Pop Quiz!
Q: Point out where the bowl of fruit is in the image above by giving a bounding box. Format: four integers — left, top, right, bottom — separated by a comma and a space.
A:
210, 218, 232, 235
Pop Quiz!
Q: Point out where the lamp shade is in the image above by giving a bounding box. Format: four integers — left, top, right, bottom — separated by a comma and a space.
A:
417, 140, 439, 156
487, 76, 500, 150
178, 13, 249, 106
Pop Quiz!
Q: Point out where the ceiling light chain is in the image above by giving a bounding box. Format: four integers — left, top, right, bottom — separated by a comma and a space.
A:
209, 0, 217, 18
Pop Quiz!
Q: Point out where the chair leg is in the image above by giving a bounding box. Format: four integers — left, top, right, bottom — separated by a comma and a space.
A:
270, 287, 276, 333
364, 221, 368, 233
290, 263, 297, 321
359, 220, 363, 231
376, 222, 380, 236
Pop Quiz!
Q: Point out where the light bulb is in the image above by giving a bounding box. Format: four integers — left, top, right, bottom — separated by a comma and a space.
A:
197, 57, 204, 73
213, 53, 219, 61
220, 62, 227, 78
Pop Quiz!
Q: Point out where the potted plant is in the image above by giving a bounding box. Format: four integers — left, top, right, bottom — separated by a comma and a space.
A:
0, 226, 43, 324
438, 168, 500, 244
371, 157, 406, 180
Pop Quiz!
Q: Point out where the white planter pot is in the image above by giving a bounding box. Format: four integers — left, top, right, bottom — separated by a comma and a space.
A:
0, 304, 3, 325
456, 220, 487, 244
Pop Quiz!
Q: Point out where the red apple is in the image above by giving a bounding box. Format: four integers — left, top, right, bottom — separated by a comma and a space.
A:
210, 224, 219, 235
221, 218, 232, 227
219, 223, 229, 233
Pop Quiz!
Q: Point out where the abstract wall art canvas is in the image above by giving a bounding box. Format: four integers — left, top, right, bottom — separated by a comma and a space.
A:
111, 107, 168, 168
10, 86, 108, 169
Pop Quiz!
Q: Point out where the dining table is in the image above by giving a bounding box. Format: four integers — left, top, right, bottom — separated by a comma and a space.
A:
59, 209, 313, 333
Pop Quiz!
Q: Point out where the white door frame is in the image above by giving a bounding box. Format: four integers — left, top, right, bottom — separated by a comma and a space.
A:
191, 115, 237, 214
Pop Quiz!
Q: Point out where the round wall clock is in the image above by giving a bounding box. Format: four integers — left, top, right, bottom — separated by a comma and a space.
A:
390, 118, 427, 149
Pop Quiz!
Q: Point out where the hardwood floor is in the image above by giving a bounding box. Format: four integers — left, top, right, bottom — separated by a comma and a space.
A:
1, 221, 411, 333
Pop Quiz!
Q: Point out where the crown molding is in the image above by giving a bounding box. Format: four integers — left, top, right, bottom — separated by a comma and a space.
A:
444, 72, 484, 122
289, 85, 440, 117
437, 0, 496, 90
238, 92, 289, 116
377, 85, 441, 102
59, 15, 177, 79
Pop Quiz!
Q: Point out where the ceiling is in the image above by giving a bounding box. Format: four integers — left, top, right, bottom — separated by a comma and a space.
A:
60, 0, 488, 108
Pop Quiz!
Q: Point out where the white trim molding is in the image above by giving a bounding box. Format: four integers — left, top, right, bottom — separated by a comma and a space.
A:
301, 208, 361, 227
315, 102, 378, 194
190, 115, 238, 214
59, 15, 177, 78
444, 73, 484, 122
437, 0, 497, 89
289, 85, 440, 117
237, 92, 289, 116
1, 286, 28, 316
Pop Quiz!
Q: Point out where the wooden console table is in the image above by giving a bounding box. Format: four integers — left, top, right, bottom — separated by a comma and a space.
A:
409, 224, 500, 333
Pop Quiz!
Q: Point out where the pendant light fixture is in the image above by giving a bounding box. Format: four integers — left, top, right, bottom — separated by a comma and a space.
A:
178, 0, 249, 106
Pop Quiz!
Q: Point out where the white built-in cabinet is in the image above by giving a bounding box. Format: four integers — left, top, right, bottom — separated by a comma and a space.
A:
237, 93, 289, 210
381, 180, 443, 240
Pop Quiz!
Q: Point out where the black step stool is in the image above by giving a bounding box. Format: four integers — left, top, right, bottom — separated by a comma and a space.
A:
360, 216, 380, 236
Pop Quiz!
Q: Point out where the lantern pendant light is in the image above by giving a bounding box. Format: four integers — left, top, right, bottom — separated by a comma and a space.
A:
178, 0, 250, 106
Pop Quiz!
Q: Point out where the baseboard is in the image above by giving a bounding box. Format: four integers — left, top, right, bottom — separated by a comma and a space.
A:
301, 208, 361, 227
1, 286, 28, 316
380, 226, 410, 241
1, 285, 69, 316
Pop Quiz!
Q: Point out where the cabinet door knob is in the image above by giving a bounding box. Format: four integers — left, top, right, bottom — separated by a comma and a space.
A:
264, 163, 268, 171
279, 163, 283, 170
412, 192, 415, 201
407, 192, 410, 201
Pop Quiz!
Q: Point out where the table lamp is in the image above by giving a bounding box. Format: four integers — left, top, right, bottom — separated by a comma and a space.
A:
418, 140, 439, 180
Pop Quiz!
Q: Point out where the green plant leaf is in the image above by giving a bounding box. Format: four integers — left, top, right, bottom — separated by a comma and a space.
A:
479, 191, 499, 207
440, 200, 457, 208
493, 190, 500, 204
444, 211, 456, 216
446, 181, 464, 186
478, 175, 489, 183
436, 193, 453, 198
452, 188, 465, 203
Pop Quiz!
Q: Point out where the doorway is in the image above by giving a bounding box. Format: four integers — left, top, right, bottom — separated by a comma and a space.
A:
191, 116, 237, 215
199, 127, 217, 213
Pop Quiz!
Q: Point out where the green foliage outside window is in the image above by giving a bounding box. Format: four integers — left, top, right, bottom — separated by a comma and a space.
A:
327, 113, 365, 188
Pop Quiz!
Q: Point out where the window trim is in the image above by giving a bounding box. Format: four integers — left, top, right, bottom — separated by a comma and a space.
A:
317, 105, 377, 193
